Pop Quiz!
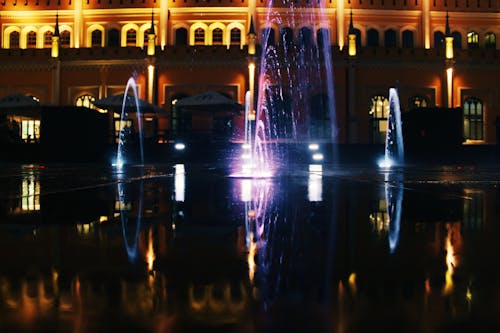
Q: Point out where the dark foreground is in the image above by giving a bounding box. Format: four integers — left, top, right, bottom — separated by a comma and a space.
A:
0, 161, 500, 333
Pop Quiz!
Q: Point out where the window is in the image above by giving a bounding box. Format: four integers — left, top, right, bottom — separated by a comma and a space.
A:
434, 31, 445, 48
21, 173, 40, 211
91, 30, 102, 47
462, 189, 483, 231
299, 27, 312, 49
10, 31, 20, 49
175, 28, 188, 46
367, 29, 379, 47
27, 31, 37, 48
485, 32, 496, 49
212, 28, 223, 45
452, 31, 462, 48
114, 119, 133, 143
230, 28, 241, 45
108, 29, 120, 47
194, 28, 205, 45
280, 27, 293, 48
463, 97, 483, 140
76, 95, 96, 109
369, 95, 389, 144
310, 94, 331, 140
353, 28, 362, 49
44, 31, 53, 47
409, 95, 429, 110
402, 30, 414, 48
126, 29, 136, 46
261, 27, 275, 47
21, 119, 40, 143
60, 30, 70, 48
384, 29, 396, 48
467, 31, 479, 48
317, 28, 330, 49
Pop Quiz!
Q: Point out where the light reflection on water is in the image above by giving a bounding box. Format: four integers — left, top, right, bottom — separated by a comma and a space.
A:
0, 164, 499, 332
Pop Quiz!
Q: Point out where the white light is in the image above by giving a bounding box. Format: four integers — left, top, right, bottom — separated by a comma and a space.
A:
308, 143, 319, 151
241, 179, 252, 202
378, 157, 393, 169
242, 143, 251, 150
308, 164, 323, 202
309, 164, 323, 173
174, 143, 186, 150
174, 164, 185, 202
312, 153, 324, 161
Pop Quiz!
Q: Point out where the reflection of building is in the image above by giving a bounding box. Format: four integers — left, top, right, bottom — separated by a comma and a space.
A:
0, 2, 498, 147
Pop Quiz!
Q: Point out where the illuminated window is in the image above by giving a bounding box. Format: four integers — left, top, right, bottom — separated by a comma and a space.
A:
10, 31, 20, 49
434, 31, 445, 48
369, 198, 389, 236
384, 29, 396, 48
485, 32, 496, 49
27, 31, 37, 48
409, 95, 429, 110
402, 30, 414, 48
230, 28, 241, 45
44, 31, 53, 47
212, 28, 223, 45
126, 29, 136, 46
21, 173, 40, 211
76, 94, 96, 109
175, 28, 188, 46
463, 97, 483, 140
367, 29, 379, 47
194, 28, 205, 45
91, 30, 102, 47
467, 31, 479, 48
21, 119, 40, 143
60, 30, 70, 48
369, 95, 389, 144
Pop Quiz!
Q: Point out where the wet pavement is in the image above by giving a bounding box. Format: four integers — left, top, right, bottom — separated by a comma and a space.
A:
0, 162, 500, 332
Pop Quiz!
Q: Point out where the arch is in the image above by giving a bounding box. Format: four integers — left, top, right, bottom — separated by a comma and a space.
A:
452, 31, 462, 49
298, 27, 313, 49
467, 31, 479, 49
317, 28, 330, 49
174, 27, 188, 46
26, 30, 37, 49
21, 26, 38, 49
402, 30, 414, 48
433, 30, 445, 48
75, 94, 96, 109
121, 23, 139, 47
463, 96, 483, 140
38, 26, 54, 48
3, 26, 21, 48
108, 28, 120, 47
139, 23, 156, 48
353, 28, 362, 49
208, 22, 226, 45
87, 24, 105, 47
260, 26, 276, 47
226, 22, 245, 48
485, 32, 496, 49
58, 25, 72, 48
384, 29, 397, 48
190, 22, 208, 46
280, 27, 294, 48
367, 28, 379, 47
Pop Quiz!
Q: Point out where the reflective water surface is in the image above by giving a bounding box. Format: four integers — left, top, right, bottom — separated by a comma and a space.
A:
1, 162, 500, 332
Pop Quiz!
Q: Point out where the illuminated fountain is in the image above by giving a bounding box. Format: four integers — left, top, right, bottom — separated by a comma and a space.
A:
242, 0, 336, 177
385, 173, 403, 254
378, 87, 404, 168
114, 77, 145, 168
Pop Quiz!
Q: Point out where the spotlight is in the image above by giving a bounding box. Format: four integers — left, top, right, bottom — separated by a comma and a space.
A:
174, 143, 186, 151
308, 143, 319, 151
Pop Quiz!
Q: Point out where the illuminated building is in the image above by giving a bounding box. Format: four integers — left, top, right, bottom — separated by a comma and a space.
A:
0, 1, 498, 146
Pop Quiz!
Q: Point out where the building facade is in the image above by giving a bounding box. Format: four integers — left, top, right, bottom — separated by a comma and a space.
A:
0, 0, 499, 145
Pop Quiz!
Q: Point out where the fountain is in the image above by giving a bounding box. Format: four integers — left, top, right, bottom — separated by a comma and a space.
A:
379, 87, 404, 168
244, 0, 337, 177
385, 173, 404, 254
114, 77, 145, 168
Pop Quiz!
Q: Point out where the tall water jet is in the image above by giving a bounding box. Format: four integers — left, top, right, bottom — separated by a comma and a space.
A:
252, 0, 337, 176
115, 77, 145, 167
385, 173, 404, 254
379, 87, 404, 168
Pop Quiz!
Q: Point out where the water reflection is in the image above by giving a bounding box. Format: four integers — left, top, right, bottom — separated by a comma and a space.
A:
0, 165, 499, 332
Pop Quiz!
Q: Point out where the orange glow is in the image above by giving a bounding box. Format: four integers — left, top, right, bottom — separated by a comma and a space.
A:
247, 233, 257, 283
146, 227, 155, 272
348, 272, 357, 295
443, 223, 459, 295
446, 67, 453, 108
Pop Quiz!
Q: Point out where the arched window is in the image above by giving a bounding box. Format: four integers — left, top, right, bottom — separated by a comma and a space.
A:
108, 29, 120, 47
261, 27, 275, 46
463, 97, 483, 140
230, 28, 241, 45
369, 95, 389, 144
353, 28, 362, 49
384, 29, 396, 48
91, 30, 102, 47
9, 31, 20, 49
485, 32, 496, 49
299, 27, 312, 49
175, 28, 188, 46
75, 95, 96, 109
212, 28, 223, 45
44, 31, 53, 47
194, 27, 205, 45
434, 31, 445, 48
280, 27, 293, 48
408, 95, 429, 110
402, 30, 414, 48
27, 31, 37, 48
60, 30, 70, 48
126, 29, 136, 46
452, 31, 462, 48
467, 31, 479, 48
367, 29, 379, 47
317, 28, 330, 49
